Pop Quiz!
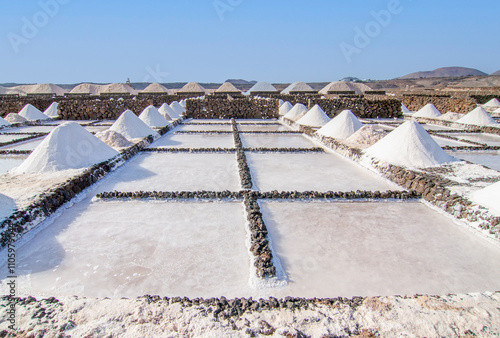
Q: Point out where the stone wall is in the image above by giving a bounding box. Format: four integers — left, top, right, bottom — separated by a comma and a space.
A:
309, 97, 402, 118
401, 95, 477, 114
185, 98, 279, 119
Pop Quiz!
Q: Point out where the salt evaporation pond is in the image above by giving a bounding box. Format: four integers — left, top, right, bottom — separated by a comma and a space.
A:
149, 133, 235, 148
449, 151, 500, 171
238, 124, 290, 132
0, 137, 45, 151
11, 125, 57, 133
0, 154, 29, 174
96, 152, 241, 192
246, 152, 399, 192
0, 134, 33, 143
445, 133, 500, 147
175, 124, 233, 132
431, 136, 472, 148
241, 134, 316, 148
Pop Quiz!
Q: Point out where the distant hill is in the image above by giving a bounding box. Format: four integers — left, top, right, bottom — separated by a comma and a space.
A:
492, 70, 500, 76
226, 79, 257, 85
399, 67, 487, 79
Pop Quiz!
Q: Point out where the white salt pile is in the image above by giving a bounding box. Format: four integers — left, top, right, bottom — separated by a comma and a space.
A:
494, 107, 500, 114
101, 83, 137, 94
177, 82, 206, 94
281, 82, 314, 94
456, 107, 498, 126
317, 110, 363, 139
4, 113, 27, 124
12, 83, 66, 96
18, 104, 51, 121
283, 103, 308, 121
215, 82, 241, 94
0, 116, 10, 127
170, 101, 186, 115
319, 81, 372, 95
44, 102, 59, 118
279, 99, 285, 106
472, 181, 500, 216
279, 101, 293, 116
95, 130, 133, 149
296, 104, 331, 127
483, 98, 500, 107
142, 83, 172, 94
179, 100, 187, 108
345, 125, 387, 146
110, 110, 160, 140
248, 82, 278, 93
70, 83, 104, 95
402, 103, 413, 115
139, 106, 169, 128
439, 112, 463, 121
413, 103, 442, 118
13, 122, 118, 174
366, 120, 456, 168
159, 103, 176, 120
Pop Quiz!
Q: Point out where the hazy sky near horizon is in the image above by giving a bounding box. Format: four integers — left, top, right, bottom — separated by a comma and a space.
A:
0, 0, 498, 84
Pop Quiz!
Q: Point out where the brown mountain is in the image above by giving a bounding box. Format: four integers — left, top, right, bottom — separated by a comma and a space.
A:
492, 70, 500, 76
399, 67, 487, 79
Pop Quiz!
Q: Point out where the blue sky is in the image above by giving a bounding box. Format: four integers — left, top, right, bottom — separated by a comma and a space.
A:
0, 0, 498, 84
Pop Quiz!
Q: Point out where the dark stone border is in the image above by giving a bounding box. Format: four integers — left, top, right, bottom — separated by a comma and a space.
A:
0, 150, 32, 155
242, 147, 324, 153
414, 117, 500, 136
442, 145, 500, 151
174, 131, 233, 135
232, 119, 253, 189
0, 133, 46, 147
143, 148, 236, 153
239, 131, 302, 134
96, 190, 242, 200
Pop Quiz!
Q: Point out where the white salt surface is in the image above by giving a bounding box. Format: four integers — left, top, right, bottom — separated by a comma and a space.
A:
238, 124, 290, 132
18, 104, 51, 121
445, 133, 500, 146
13, 122, 118, 174
449, 151, 500, 171
345, 125, 387, 147
366, 121, 456, 168
138, 106, 169, 128
236, 119, 277, 123
83, 126, 110, 133
0, 137, 45, 151
413, 103, 442, 118
283, 103, 308, 121
43, 102, 58, 118
149, 133, 234, 149
0, 155, 28, 174
96, 152, 240, 192
110, 110, 160, 140
10, 125, 57, 133
278, 101, 293, 116
0, 116, 10, 127
240, 134, 315, 148
317, 110, 363, 139
4, 113, 27, 124
472, 181, 500, 216
246, 152, 398, 192
440, 112, 463, 121
261, 201, 500, 298
296, 105, 331, 127
175, 124, 233, 132
431, 136, 471, 147
0, 134, 32, 143
184, 119, 231, 124
95, 130, 133, 149
1, 201, 250, 298
402, 103, 413, 114
484, 98, 500, 107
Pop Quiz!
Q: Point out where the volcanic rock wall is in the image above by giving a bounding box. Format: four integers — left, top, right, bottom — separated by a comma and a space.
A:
309, 97, 402, 118
401, 95, 477, 114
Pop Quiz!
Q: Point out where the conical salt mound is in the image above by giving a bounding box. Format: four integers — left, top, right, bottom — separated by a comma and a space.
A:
0, 116, 10, 127
279, 101, 293, 116
279, 99, 285, 106
13, 122, 119, 174
139, 105, 169, 128
402, 103, 413, 115
439, 112, 462, 121
317, 110, 363, 139
484, 98, 500, 107
248, 82, 278, 93
494, 107, 500, 114
216, 82, 241, 93
95, 130, 133, 149
159, 103, 176, 120
472, 181, 500, 216
178, 82, 206, 94
366, 120, 456, 168
283, 103, 308, 121
110, 110, 160, 140
18, 104, 50, 121
179, 99, 187, 108
142, 83, 172, 94
281, 81, 315, 94
296, 104, 331, 127
170, 101, 186, 115
44, 102, 59, 118
456, 106, 497, 126
413, 103, 442, 118
4, 113, 27, 124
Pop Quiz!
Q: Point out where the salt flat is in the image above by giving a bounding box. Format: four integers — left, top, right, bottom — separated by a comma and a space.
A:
449, 151, 500, 171
175, 124, 233, 132
0, 137, 44, 151
241, 134, 316, 148
149, 133, 235, 148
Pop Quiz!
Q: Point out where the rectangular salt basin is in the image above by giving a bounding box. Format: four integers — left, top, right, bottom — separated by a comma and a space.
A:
421, 124, 458, 131
184, 119, 231, 124
431, 136, 471, 147
246, 152, 398, 192
238, 124, 291, 132
261, 201, 500, 298
84, 126, 110, 133
241, 134, 316, 148
0, 134, 32, 143
0, 154, 28, 174
175, 124, 233, 132
0, 137, 45, 151
10, 125, 56, 133
149, 133, 235, 149
97, 152, 240, 192
236, 119, 279, 123
445, 133, 500, 146
1, 201, 250, 298
448, 151, 500, 171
